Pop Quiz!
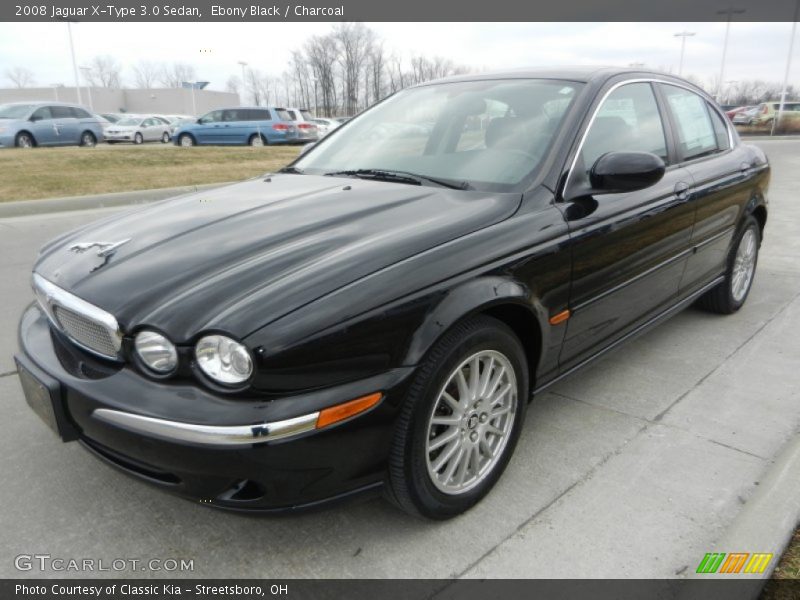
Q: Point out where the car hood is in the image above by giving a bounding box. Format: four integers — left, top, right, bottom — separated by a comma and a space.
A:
34, 175, 522, 342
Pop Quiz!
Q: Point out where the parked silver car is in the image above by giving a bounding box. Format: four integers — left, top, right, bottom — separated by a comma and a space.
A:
286, 107, 319, 142
105, 115, 172, 144
311, 117, 341, 137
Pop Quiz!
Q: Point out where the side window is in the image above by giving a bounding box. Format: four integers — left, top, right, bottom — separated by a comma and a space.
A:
275, 109, 292, 121
71, 107, 91, 119
50, 106, 73, 119
31, 107, 52, 121
222, 110, 239, 122
251, 109, 271, 121
582, 82, 668, 169
200, 110, 221, 124
661, 85, 718, 161
707, 104, 731, 151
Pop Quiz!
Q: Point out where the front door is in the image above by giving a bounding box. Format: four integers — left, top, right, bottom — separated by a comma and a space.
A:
559, 81, 696, 371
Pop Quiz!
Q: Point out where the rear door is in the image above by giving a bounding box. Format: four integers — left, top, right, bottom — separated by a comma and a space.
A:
558, 81, 696, 371
220, 109, 249, 143
657, 84, 755, 294
49, 105, 79, 145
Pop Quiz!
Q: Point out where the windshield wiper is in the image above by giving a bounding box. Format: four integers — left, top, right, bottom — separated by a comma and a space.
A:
278, 166, 305, 174
324, 169, 472, 191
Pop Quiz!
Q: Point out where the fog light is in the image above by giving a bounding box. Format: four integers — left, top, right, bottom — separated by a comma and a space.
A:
135, 330, 178, 373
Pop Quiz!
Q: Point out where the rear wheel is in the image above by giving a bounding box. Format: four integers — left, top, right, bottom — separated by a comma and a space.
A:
697, 215, 760, 314
80, 131, 96, 147
134, 132, 144, 145
249, 134, 266, 147
179, 134, 195, 147
15, 132, 34, 148
386, 315, 528, 519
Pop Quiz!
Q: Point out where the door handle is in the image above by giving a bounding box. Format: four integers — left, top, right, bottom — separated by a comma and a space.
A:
740, 162, 751, 173
674, 182, 691, 200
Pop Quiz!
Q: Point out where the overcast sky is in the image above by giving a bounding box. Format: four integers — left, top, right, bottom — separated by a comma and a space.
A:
0, 21, 796, 92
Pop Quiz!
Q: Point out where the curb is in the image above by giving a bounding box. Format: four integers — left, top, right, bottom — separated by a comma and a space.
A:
0, 181, 235, 219
686, 432, 800, 581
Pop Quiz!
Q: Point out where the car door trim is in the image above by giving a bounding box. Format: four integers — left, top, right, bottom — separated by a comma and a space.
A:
534, 274, 725, 395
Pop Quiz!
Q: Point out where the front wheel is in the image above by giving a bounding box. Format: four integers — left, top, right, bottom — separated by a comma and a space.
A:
386, 315, 528, 519
697, 215, 760, 314
161, 132, 170, 143
15, 132, 35, 148
134, 132, 144, 145
179, 134, 195, 147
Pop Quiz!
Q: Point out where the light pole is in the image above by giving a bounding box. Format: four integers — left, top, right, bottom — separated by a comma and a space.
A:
80, 66, 93, 111
238, 61, 248, 103
66, 22, 82, 105
724, 80, 738, 105
716, 8, 746, 101
674, 31, 696, 76
772, 0, 799, 136
310, 76, 318, 116
50, 84, 61, 101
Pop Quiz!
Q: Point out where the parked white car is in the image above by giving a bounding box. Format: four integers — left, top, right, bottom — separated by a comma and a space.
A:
311, 118, 341, 137
105, 115, 172, 144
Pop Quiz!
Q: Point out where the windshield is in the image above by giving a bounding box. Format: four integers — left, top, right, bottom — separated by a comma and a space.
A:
116, 118, 142, 126
0, 104, 35, 119
294, 79, 582, 191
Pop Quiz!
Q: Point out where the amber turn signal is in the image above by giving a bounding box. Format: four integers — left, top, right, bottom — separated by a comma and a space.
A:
548, 309, 571, 325
316, 392, 383, 429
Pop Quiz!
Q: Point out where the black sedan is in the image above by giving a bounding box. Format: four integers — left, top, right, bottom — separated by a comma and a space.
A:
16, 67, 769, 519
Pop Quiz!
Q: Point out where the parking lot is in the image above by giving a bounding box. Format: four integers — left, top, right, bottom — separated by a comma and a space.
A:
0, 139, 798, 579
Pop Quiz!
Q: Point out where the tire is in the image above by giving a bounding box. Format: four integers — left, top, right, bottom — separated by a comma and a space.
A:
15, 132, 35, 148
161, 132, 170, 143
179, 134, 195, 147
386, 315, 529, 519
134, 132, 144, 145
696, 215, 760, 314
80, 131, 96, 147
249, 134, 266, 147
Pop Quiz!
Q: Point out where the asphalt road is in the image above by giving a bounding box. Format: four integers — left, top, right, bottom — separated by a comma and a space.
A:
0, 140, 798, 579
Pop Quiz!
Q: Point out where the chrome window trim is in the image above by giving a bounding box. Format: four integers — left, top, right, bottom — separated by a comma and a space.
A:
562, 77, 735, 197
93, 408, 320, 446
32, 272, 123, 361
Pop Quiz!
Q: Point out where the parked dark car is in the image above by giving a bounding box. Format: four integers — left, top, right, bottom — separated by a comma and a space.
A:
16, 68, 769, 519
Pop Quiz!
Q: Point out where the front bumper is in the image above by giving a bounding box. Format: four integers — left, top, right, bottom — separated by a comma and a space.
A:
17, 303, 414, 512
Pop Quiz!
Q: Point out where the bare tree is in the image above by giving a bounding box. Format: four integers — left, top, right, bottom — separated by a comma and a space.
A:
304, 35, 339, 116
225, 75, 241, 96
334, 23, 374, 115
132, 61, 160, 88
159, 63, 197, 88
6, 67, 35, 88
85, 55, 122, 88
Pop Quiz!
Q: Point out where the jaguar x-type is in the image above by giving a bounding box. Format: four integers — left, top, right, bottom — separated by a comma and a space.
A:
16, 68, 769, 518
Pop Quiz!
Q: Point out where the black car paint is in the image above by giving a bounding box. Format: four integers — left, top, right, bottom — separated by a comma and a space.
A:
17, 68, 769, 511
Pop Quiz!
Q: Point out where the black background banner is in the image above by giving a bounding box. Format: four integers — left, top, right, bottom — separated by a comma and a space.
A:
2, 0, 800, 22
3, 579, 799, 600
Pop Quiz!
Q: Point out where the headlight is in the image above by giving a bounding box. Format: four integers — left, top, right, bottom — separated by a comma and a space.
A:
195, 335, 253, 385
134, 330, 178, 374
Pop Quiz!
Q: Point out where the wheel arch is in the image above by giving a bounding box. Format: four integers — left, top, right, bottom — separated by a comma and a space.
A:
402, 276, 545, 389
15, 130, 36, 146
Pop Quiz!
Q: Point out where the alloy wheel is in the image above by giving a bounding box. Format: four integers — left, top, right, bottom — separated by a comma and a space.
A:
731, 228, 757, 302
425, 350, 517, 495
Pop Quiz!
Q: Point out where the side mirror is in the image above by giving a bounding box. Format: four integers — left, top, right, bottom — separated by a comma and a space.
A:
196, 118, 204, 124
589, 151, 665, 194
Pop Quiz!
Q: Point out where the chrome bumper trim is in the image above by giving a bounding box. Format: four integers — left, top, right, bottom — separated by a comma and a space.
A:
92, 408, 319, 446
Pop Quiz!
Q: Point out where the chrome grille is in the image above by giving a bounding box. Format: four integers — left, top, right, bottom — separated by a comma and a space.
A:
32, 273, 123, 362
54, 305, 118, 358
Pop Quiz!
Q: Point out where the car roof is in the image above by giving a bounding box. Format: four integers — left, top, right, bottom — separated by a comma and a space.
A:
417, 66, 703, 90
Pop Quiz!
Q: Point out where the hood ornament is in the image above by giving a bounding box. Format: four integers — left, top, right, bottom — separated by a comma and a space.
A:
69, 239, 131, 258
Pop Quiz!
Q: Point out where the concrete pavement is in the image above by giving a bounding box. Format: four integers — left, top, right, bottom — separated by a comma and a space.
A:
0, 140, 798, 579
